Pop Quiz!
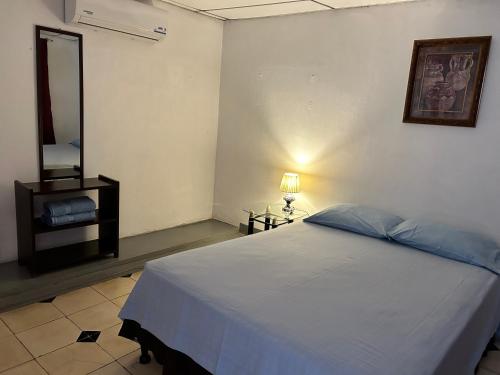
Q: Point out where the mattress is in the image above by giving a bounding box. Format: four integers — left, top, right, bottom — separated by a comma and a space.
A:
120, 222, 500, 375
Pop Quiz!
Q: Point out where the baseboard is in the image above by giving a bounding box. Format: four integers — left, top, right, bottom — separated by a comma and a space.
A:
0, 220, 240, 312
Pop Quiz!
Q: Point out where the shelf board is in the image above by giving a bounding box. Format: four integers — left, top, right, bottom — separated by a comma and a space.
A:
22, 178, 114, 196
33, 210, 116, 234
34, 240, 116, 272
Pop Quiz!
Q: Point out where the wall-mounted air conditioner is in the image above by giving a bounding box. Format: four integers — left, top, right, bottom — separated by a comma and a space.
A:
65, 0, 167, 42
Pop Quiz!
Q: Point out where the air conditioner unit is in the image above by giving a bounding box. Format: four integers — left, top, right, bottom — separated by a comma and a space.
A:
65, 0, 167, 42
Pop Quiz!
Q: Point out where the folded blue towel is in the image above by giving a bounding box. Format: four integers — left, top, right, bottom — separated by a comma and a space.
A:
44, 197, 96, 217
41, 211, 96, 227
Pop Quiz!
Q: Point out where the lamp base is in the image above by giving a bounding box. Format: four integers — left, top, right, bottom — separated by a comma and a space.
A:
282, 194, 295, 214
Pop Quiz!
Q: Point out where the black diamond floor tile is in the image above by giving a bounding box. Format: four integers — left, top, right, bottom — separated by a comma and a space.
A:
77, 330, 101, 343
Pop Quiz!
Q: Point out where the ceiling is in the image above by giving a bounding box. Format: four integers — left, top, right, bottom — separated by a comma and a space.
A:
158, 0, 419, 20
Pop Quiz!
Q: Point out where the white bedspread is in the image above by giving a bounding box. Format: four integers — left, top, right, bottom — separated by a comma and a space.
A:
120, 222, 500, 375
43, 144, 80, 169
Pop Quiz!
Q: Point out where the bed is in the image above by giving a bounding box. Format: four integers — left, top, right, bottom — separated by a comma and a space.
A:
119, 221, 500, 375
43, 143, 80, 169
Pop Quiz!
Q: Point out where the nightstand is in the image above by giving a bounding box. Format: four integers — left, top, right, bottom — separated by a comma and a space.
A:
243, 204, 309, 235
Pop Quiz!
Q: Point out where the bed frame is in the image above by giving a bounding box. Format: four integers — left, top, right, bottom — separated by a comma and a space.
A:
119, 319, 210, 375
120, 319, 497, 375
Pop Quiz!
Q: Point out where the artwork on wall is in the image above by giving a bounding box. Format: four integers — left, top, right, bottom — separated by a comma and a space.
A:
403, 36, 491, 127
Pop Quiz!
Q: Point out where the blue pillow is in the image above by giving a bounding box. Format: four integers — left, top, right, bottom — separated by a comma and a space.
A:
70, 139, 80, 148
388, 219, 500, 275
304, 203, 403, 239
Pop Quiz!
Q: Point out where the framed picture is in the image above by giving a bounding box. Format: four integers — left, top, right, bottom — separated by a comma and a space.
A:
403, 36, 491, 127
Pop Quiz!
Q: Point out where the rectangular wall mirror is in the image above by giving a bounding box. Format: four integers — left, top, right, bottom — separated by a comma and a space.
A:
36, 25, 83, 181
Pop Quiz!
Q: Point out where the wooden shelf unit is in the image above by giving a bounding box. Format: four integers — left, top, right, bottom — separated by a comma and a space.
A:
15, 175, 119, 274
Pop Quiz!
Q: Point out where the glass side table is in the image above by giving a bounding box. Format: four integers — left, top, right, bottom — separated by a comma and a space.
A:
243, 204, 309, 235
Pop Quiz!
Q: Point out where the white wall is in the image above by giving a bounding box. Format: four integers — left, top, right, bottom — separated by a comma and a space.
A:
0, 0, 223, 262
213, 0, 500, 240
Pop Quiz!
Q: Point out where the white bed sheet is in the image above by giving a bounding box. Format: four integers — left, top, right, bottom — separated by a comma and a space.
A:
43, 144, 80, 169
120, 222, 500, 375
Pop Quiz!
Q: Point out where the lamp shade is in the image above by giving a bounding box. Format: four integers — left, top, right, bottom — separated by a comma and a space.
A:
280, 173, 300, 193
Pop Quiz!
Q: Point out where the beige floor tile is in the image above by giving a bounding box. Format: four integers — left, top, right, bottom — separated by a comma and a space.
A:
97, 324, 139, 359
68, 302, 120, 331
118, 350, 162, 375
481, 351, 500, 373
130, 271, 143, 281
0, 319, 13, 338
92, 278, 136, 300
0, 335, 32, 372
37, 342, 113, 375
16, 317, 80, 358
111, 295, 129, 309
1, 304, 63, 333
52, 287, 107, 316
1, 360, 48, 375
89, 362, 130, 375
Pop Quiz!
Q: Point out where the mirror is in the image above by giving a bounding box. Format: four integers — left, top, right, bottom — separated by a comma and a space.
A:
36, 26, 83, 181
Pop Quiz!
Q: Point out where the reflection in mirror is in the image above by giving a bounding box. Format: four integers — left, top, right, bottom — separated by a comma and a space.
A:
36, 26, 82, 181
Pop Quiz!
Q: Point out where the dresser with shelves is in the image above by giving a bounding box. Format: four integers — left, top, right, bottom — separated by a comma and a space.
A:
14, 175, 119, 275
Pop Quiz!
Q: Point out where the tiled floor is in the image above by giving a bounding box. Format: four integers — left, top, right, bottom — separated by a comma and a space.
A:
0, 269, 498, 375
0, 271, 163, 375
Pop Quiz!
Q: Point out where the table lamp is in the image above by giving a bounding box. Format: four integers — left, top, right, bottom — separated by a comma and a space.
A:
280, 172, 300, 214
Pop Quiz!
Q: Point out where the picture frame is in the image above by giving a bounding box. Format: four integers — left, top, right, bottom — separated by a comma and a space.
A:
403, 36, 491, 127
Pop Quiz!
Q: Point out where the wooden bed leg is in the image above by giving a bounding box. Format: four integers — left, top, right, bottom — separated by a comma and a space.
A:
476, 336, 499, 373
482, 336, 499, 358
139, 343, 152, 364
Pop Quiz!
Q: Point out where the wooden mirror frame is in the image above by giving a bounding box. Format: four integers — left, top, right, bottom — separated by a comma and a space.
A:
35, 25, 84, 181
